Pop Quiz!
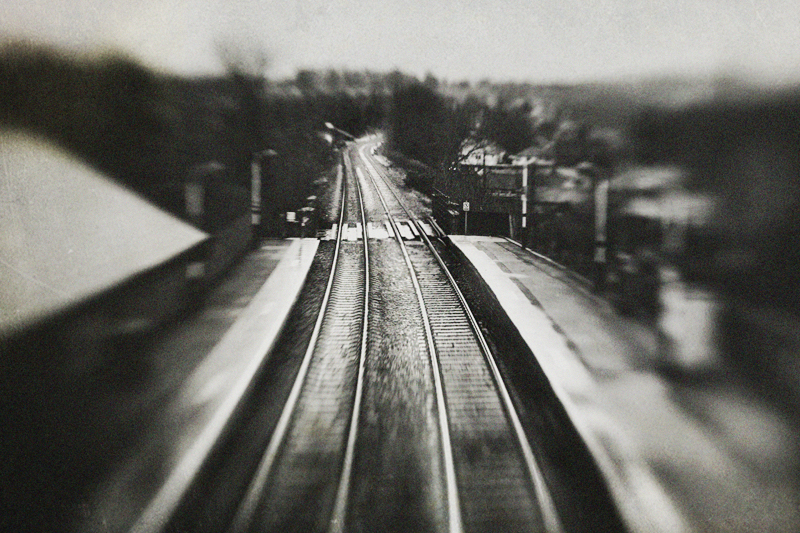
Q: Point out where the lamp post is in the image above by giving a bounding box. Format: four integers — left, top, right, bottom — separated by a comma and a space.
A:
325, 122, 356, 141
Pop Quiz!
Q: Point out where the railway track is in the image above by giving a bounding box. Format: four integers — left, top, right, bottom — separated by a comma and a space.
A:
355, 143, 563, 533
229, 149, 370, 533
225, 138, 564, 533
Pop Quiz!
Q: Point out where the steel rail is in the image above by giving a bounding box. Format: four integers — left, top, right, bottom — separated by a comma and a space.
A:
229, 147, 367, 532
355, 152, 464, 533
328, 149, 371, 533
358, 142, 564, 533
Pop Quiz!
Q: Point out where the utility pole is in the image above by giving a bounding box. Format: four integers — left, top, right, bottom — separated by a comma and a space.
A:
520, 157, 529, 247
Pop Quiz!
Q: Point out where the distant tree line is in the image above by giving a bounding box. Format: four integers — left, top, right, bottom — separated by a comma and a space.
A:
0, 42, 388, 234
382, 73, 688, 186
1, 42, 664, 236
383, 77, 633, 191
385, 81, 468, 171
385, 80, 537, 171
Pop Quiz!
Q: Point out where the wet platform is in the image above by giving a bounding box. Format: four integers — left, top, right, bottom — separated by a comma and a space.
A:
450, 235, 800, 533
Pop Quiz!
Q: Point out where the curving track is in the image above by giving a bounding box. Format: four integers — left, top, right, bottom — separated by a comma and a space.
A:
225, 138, 564, 533
354, 141, 563, 533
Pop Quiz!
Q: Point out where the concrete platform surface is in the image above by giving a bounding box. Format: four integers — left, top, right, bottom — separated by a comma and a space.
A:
84, 238, 318, 532
450, 235, 800, 533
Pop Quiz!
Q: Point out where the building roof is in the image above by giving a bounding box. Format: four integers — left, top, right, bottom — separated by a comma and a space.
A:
512, 145, 542, 159
0, 130, 208, 335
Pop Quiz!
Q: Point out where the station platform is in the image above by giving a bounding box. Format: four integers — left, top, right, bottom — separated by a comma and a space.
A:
85, 238, 318, 532
450, 235, 800, 533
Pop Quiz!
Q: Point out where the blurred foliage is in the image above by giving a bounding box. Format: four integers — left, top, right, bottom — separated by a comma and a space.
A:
383, 75, 664, 180
1, 41, 679, 230
632, 88, 800, 312
386, 81, 471, 171
0, 42, 388, 234
386, 81, 539, 170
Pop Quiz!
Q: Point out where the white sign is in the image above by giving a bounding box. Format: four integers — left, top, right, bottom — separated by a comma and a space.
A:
286, 211, 296, 222
462, 201, 470, 212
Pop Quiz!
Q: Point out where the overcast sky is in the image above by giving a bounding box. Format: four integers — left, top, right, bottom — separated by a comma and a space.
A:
3, 0, 800, 84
